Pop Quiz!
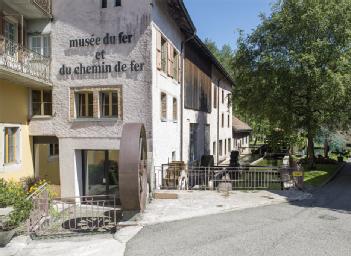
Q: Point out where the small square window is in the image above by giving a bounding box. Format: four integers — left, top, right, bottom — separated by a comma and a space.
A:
49, 144, 59, 157
115, 0, 121, 7
31, 90, 52, 116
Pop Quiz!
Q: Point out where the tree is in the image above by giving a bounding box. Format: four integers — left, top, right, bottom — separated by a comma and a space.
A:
233, 0, 351, 168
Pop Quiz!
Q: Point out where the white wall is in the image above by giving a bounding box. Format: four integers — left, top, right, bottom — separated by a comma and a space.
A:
151, 0, 183, 167
50, 0, 152, 197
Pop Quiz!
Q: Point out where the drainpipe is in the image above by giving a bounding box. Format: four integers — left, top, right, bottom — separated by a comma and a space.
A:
216, 78, 221, 165
180, 31, 196, 162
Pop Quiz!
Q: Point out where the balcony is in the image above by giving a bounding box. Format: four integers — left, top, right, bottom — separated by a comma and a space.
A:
0, 35, 51, 87
2, 0, 52, 19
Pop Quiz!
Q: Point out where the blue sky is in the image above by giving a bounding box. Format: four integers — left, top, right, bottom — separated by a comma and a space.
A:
183, 0, 275, 50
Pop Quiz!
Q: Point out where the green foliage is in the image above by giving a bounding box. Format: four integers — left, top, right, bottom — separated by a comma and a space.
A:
0, 179, 32, 229
233, 0, 351, 165
303, 163, 341, 187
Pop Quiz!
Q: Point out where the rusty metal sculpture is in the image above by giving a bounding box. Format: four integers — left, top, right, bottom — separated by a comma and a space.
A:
119, 123, 148, 212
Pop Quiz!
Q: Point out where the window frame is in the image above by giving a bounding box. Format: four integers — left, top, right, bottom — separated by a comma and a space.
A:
49, 143, 59, 158
115, 0, 121, 7
172, 97, 177, 122
3, 126, 20, 166
28, 34, 50, 57
76, 92, 94, 118
31, 89, 52, 117
160, 92, 167, 121
161, 37, 168, 74
100, 91, 119, 118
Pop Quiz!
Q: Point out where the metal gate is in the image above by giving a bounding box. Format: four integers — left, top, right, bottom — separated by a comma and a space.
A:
156, 165, 299, 190
28, 193, 121, 238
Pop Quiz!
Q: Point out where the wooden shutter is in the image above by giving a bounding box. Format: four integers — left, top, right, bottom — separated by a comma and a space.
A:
167, 44, 173, 77
177, 54, 181, 83
156, 30, 162, 70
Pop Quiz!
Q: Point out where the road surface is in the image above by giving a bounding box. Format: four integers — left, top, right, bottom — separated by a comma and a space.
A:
126, 164, 351, 256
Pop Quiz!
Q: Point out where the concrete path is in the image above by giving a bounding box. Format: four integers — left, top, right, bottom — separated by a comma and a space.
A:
126, 164, 351, 256
136, 189, 311, 225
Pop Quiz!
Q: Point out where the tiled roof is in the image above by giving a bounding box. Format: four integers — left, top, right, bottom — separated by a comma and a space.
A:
232, 116, 252, 132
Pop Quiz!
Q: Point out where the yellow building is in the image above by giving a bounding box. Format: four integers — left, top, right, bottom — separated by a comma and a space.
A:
0, 0, 55, 184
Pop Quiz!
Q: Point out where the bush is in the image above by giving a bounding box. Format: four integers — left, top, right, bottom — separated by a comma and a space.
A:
0, 179, 32, 229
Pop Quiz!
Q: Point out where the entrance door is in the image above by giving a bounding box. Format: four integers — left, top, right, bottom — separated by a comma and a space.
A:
83, 150, 119, 197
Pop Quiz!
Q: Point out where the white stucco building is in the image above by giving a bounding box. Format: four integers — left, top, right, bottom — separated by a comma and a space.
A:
0, 0, 234, 202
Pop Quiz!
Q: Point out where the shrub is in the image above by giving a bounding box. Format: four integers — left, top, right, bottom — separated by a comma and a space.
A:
0, 179, 32, 229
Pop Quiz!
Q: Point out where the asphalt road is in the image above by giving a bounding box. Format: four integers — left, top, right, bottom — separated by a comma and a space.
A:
125, 164, 351, 256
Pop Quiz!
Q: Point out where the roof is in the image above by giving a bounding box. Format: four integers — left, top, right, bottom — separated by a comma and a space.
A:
167, 0, 235, 86
232, 116, 253, 133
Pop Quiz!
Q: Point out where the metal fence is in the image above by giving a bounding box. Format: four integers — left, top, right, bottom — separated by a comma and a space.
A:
0, 34, 51, 83
28, 192, 121, 238
156, 165, 298, 191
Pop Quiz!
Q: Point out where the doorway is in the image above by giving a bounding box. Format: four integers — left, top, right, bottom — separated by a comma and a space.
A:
82, 150, 119, 198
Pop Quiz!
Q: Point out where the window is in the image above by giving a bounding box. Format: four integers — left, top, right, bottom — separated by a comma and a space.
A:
228, 138, 231, 152
115, 0, 121, 6
219, 140, 223, 156
4, 127, 19, 164
213, 141, 216, 155
49, 144, 59, 157
101, 91, 118, 118
172, 151, 176, 161
172, 97, 177, 121
161, 92, 167, 121
161, 37, 167, 73
189, 123, 198, 161
222, 90, 224, 104
204, 124, 210, 155
228, 115, 230, 127
4, 20, 17, 56
222, 113, 224, 128
29, 35, 50, 56
32, 90, 52, 116
225, 139, 227, 155
101, 0, 107, 8
173, 50, 179, 81
76, 92, 94, 118
213, 86, 217, 108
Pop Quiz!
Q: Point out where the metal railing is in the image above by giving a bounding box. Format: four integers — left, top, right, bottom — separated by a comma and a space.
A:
28, 194, 121, 238
156, 165, 297, 191
27, 182, 49, 235
0, 35, 51, 82
32, 0, 52, 15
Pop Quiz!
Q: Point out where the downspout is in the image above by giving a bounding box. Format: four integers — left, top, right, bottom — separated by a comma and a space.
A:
180, 31, 196, 162
216, 78, 221, 165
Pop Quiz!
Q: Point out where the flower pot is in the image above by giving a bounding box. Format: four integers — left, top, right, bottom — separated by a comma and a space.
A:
0, 229, 15, 247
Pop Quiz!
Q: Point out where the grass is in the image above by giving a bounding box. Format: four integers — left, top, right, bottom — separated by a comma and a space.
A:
302, 163, 342, 187
255, 158, 283, 167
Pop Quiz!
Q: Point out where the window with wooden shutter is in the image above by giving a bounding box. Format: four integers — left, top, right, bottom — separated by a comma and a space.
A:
178, 54, 181, 83
156, 30, 162, 70
173, 97, 177, 121
161, 37, 167, 73
160, 92, 167, 121
173, 50, 178, 80
167, 44, 173, 76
